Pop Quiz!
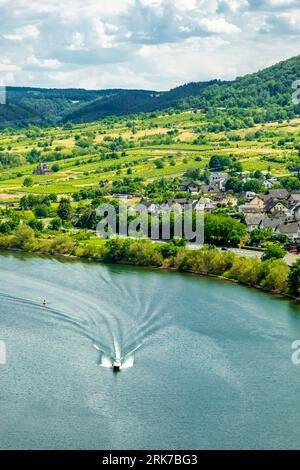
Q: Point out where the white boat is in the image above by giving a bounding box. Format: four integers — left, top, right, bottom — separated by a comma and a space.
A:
113, 358, 122, 372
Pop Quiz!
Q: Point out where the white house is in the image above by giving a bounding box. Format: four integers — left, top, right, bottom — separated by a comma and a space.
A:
209, 172, 229, 191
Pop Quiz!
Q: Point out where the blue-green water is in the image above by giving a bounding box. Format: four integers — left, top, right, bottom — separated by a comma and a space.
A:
0, 251, 300, 449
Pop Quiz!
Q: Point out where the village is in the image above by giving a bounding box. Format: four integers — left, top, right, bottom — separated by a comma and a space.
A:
117, 170, 300, 248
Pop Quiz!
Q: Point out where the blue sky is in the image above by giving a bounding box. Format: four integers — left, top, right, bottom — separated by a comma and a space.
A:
0, 0, 300, 90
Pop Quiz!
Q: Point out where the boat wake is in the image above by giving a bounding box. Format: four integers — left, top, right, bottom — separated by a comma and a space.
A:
0, 259, 172, 371
93, 342, 142, 370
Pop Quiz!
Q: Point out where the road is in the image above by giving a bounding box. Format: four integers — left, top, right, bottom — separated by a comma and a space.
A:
229, 248, 300, 267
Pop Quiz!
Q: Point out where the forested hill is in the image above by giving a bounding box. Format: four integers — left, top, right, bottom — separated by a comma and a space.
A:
0, 87, 155, 128
62, 80, 223, 123
1, 55, 300, 128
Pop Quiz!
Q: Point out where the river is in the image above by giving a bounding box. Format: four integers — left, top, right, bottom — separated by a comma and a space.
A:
0, 251, 300, 449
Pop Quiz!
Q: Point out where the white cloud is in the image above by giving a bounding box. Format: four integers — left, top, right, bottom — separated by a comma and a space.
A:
260, 12, 300, 34
26, 55, 62, 69
3, 24, 40, 42
0, 59, 21, 72
198, 17, 241, 33
67, 32, 87, 50
0, 0, 299, 90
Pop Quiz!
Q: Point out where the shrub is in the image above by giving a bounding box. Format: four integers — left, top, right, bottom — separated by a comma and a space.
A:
28, 218, 43, 232
51, 164, 60, 172
224, 256, 262, 286
262, 243, 286, 261
12, 225, 35, 250
49, 218, 62, 231
260, 259, 289, 294
49, 235, 75, 255
104, 238, 163, 266
34, 204, 49, 218
23, 177, 33, 187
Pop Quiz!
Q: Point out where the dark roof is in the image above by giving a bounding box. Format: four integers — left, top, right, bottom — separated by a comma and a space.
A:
259, 216, 285, 229
276, 222, 298, 234
287, 192, 300, 204
264, 198, 287, 212
245, 214, 264, 226
172, 198, 190, 204
267, 189, 289, 200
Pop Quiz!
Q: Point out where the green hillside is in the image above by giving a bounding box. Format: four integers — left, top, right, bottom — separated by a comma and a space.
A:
1, 55, 299, 129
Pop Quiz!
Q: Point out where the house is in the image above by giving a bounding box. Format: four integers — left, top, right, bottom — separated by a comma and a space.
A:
33, 163, 53, 176
239, 191, 258, 203
239, 203, 263, 214
287, 192, 300, 208
112, 194, 133, 199
192, 198, 216, 213
264, 199, 289, 216
214, 194, 238, 207
266, 189, 289, 201
208, 172, 229, 191
172, 198, 190, 206
259, 216, 285, 231
275, 222, 299, 241
199, 184, 219, 196
245, 214, 264, 232
290, 201, 300, 222
159, 200, 185, 213
263, 177, 278, 189
178, 182, 200, 195
248, 195, 265, 211
245, 214, 285, 233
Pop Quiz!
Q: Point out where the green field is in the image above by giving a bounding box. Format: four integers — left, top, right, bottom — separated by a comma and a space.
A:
0, 110, 299, 199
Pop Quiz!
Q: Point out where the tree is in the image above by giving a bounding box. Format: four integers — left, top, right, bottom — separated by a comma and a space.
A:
28, 218, 43, 232
184, 168, 201, 180
225, 177, 243, 193
225, 256, 262, 286
154, 159, 164, 169
76, 209, 98, 230
260, 259, 289, 293
34, 204, 49, 218
243, 179, 264, 193
204, 213, 247, 247
50, 218, 62, 231
57, 198, 73, 221
288, 259, 300, 296
262, 243, 286, 261
12, 225, 35, 250
250, 227, 273, 244
232, 162, 243, 173
253, 170, 263, 179
51, 164, 60, 172
209, 155, 232, 171
23, 177, 33, 187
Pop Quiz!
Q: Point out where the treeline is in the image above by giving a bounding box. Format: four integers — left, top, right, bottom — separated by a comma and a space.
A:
2, 226, 300, 299
1, 55, 300, 128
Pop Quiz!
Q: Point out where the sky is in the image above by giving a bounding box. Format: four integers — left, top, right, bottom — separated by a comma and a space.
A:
0, 0, 299, 91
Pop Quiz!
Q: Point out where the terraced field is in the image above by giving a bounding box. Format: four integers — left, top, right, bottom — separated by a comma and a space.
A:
0, 110, 299, 199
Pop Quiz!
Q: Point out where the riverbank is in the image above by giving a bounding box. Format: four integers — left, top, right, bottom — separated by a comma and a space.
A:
0, 225, 298, 303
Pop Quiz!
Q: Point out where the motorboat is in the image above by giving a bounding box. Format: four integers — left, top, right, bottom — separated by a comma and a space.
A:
113, 358, 122, 372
